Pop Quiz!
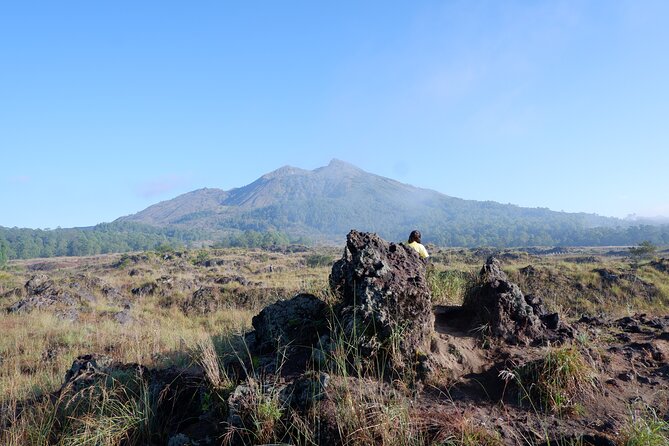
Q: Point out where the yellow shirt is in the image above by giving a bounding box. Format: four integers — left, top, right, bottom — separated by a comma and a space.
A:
407, 241, 429, 258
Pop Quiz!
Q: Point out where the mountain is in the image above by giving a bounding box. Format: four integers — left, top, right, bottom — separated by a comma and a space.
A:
118, 159, 630, 245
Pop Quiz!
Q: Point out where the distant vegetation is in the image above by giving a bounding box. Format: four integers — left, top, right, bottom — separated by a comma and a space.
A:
425, 221, 669, 248
118, 160, 669, 251
1, 221, 668, 261
5, 161, 669, 261
0, 223, 308, 261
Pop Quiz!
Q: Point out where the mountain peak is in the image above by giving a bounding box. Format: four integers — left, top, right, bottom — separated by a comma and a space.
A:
326, 158, 358, 169
261, 165, 307, 180
315, 159, 363, 175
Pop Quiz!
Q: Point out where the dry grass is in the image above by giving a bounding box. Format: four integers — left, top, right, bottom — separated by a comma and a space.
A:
506, 345, 596, 414
2, 246, 669, 444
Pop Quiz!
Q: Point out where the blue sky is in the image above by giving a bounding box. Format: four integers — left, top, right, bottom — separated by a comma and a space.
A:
2, 1, 668, 229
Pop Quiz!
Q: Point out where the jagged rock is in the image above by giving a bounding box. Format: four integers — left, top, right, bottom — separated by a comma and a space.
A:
280, 371, 330, 411
215, 275, 249, 286
59, 355, 208, 439
594, 268, 619, 283
60, 354, 109, 395
101, 285, 124, 301
227, 378, 286, 431
251, 293, 328, 353
167, 433, 197, 446
462, 256, 565, 345
26, 274, 54, 295
131, 281, 158, 297
329, 230, 433, 374
7, 275, 77, 314
650, 258, 669, 273
181, 287, 220, 315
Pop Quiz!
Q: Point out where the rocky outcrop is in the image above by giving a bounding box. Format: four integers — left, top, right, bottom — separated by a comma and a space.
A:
463, 256, 568, 345
329, 230, 434, 374
650, 258, 669, 274
7, 274, 78, 314
181, 287, 220, 315
251, 293, 328, 353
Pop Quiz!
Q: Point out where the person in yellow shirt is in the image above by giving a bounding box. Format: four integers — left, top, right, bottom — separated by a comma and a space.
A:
407, 230, 429, 259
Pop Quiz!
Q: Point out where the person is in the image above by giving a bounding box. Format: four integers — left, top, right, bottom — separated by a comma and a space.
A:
407, 230, 429, 259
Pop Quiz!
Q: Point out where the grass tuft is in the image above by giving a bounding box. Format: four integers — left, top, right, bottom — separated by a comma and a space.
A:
509, 346, 596, 414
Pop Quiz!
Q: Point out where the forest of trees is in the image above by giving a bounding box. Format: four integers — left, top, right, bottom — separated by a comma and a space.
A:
424, 222, 669, 248
0, 220, 667, 262
0, 223, 303, 261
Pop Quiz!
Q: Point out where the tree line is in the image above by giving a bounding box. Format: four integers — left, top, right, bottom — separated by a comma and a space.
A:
0, 223, 302, 262
1, 220, 668, 263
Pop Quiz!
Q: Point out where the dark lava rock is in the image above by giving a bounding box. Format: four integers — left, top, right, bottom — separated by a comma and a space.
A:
214, 275, 249, 286
60, 354, 209, 441
280, 371, 330, 411
616, 315, 652, 334
131, 281, 158, 297
7, 275, 77, 314
329, 230, 434, 374
577, 315, 608, 326
650, 258, 669, 273
594, 268, 619, 283
227, 378, 283, 430
101, 285, 124, 301
563, 256, 600, 264
462, 256, 566, 345
61, 354, 109, 394
26, 274, 55, 295
251, 293, 328, 353
181, 287, 220, 315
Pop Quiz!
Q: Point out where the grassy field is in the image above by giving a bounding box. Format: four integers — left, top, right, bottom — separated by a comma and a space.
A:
1, 245, 668, 444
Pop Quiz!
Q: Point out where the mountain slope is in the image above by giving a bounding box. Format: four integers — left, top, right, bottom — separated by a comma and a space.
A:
119, 159, 628, 245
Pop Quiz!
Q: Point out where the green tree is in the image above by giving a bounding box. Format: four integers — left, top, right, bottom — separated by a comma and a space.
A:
0, 238, 8, 266
629, 240, 657, 260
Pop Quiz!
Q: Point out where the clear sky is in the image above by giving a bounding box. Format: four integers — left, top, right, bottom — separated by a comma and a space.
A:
2, 1, 668, 229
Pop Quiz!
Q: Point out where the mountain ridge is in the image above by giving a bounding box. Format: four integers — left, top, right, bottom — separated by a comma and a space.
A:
118, 159, 627, 244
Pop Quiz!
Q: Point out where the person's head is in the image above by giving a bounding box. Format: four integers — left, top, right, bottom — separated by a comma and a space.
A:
408, 230, 421, 244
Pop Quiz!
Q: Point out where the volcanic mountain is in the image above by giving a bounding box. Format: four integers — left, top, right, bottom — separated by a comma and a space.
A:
118, 159, 622, 244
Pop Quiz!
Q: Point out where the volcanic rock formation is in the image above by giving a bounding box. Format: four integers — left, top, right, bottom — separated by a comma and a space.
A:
462, 256, 569, 345
329, 230, 434, 374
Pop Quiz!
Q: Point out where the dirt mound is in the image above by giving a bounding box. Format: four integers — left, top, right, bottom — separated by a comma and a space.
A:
329, 230, 434, 375
462, 257, 570, 345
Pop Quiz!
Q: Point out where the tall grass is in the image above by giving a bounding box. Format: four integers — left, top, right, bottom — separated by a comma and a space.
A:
504, 346, 596, 414
427, 268, 475, 305
621, 404, 669, 446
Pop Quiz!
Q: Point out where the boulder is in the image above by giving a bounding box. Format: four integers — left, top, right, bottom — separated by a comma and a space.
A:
280, 371, 330, 411
329, 230, 433, 374
251, 293, 328, 353
181, 287, 220, 315
7, 274, 77, 314
462, 256, 565, 345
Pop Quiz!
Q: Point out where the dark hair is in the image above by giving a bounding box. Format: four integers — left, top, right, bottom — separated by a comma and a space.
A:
408, 230, 421, 244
